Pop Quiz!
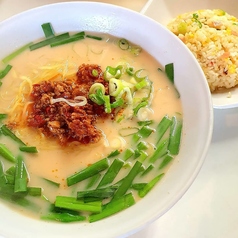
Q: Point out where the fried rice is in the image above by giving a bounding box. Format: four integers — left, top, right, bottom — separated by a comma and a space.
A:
167, 9, 238, 92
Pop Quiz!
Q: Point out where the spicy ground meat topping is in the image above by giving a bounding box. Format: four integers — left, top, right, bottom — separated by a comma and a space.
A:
27, 64, 111, 145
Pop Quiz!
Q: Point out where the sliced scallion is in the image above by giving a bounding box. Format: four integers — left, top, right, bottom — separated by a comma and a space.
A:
14, 155, 28, 193
0, 65, 12, 80
41, 22, 55, 38
2, 42, 33, 64
1, 124, 26, 145
118, 39, 129, 50
86, 35, 103, 40
29, 33, 70, 51
138, 173, 164, 198
168, 115, 183, 155
159, 153, 174, 169
50, 35, 84, 47
0, 144, 16, 163
165, 63, 174, 84
19, 146, 38, 153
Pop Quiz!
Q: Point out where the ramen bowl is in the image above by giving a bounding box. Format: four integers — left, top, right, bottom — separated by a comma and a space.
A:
0, 2, 213, 238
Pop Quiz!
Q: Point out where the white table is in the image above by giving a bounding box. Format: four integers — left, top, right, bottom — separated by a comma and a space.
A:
0, 1, 238, 237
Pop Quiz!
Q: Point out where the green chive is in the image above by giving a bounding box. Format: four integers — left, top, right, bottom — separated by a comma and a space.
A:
67, 158, 109, 186
43, 178, 60, 187
159, 153, 174, 169
1, 124, 26, 145
168, 115, 183, 155
0, 65, 12, 79
2, 42, 33, 64
0, 144, 16, 163
165, 63, 174, 84
41, 22, 55, 38
19, 146, 38, 153
86, 35, 103, 40
138, 173, 164, 198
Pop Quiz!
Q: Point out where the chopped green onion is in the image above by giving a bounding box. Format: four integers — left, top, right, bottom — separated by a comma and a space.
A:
137, 120, 154, 126
77, 187, 117, 200
85, 173, 101, 189
97, 159, 124, 188
5, 174, 14, 185
134, 69, 147, 82
103, 95, 111, 113
110, 98, 124, 108
138, 173, 164, 198
67, 158, 109, 186
118, 39, 129, 50
107, 149, 120, 158
126, 67, 134, 76
1, 124, 26, 145
5, 165, 15, 176
41, 212, 86, 222
133, 101, 148, 116
137, 150, 148, 163
14, 155, 28, 193
135, 79, 148, 90
0, 114, 7, 121
159, 153, 174, 169
109, 78, 124, 96
43, 178, 60, 187
131, 183, 147, 190
29, 33, 70, 51
134, 149, 141, 159
74, 31, 85, 37
88, 193, 135, 222
137, 141, 148, 151
27, 187, 42, 196
104, 65, 122, 80
0, 144, 16, 163
89, 88, 105, 105
119, 127, 138, 137
156, 115, 172, 144
165, 63, 174, 84
141, 164, 154, 176
123, 148, 135, 161
41, 22, 55, 38
86, 35, 103, 40
116, 87, 133, 105
0, 65, 12, 80
51, 34, 84, 47
149, 138, 169, 163
89, 83, 105, 95
19, 146, 38, 153
112, 161, 142, 200
55, 196, 102, 213
168, 115, 183, 155
132, 133, 142, 143
138, 125, 154, 138
0, 160, 7, 184
129, 46, 142, 56
2, 42, 33, 64
92, 69, 99, 77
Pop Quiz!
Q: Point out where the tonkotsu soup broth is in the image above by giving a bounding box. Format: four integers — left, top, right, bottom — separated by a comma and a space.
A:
0, 29, 182, 222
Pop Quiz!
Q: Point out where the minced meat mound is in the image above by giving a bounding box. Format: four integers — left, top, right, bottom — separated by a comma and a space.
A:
27, 64, 111, 145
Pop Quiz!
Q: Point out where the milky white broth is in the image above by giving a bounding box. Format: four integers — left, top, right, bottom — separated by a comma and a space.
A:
0, 33, 182, 219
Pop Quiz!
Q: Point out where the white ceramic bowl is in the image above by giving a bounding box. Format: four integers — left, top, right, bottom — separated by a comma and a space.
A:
0, 2, 213, 238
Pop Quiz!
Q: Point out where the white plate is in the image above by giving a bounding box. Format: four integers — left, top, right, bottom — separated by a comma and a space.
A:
142, 0, 238, 109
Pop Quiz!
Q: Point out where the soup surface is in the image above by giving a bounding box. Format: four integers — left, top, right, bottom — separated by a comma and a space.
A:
0, 29, 182, 222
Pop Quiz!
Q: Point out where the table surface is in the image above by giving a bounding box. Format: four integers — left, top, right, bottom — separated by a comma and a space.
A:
0, 1, 238, 238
